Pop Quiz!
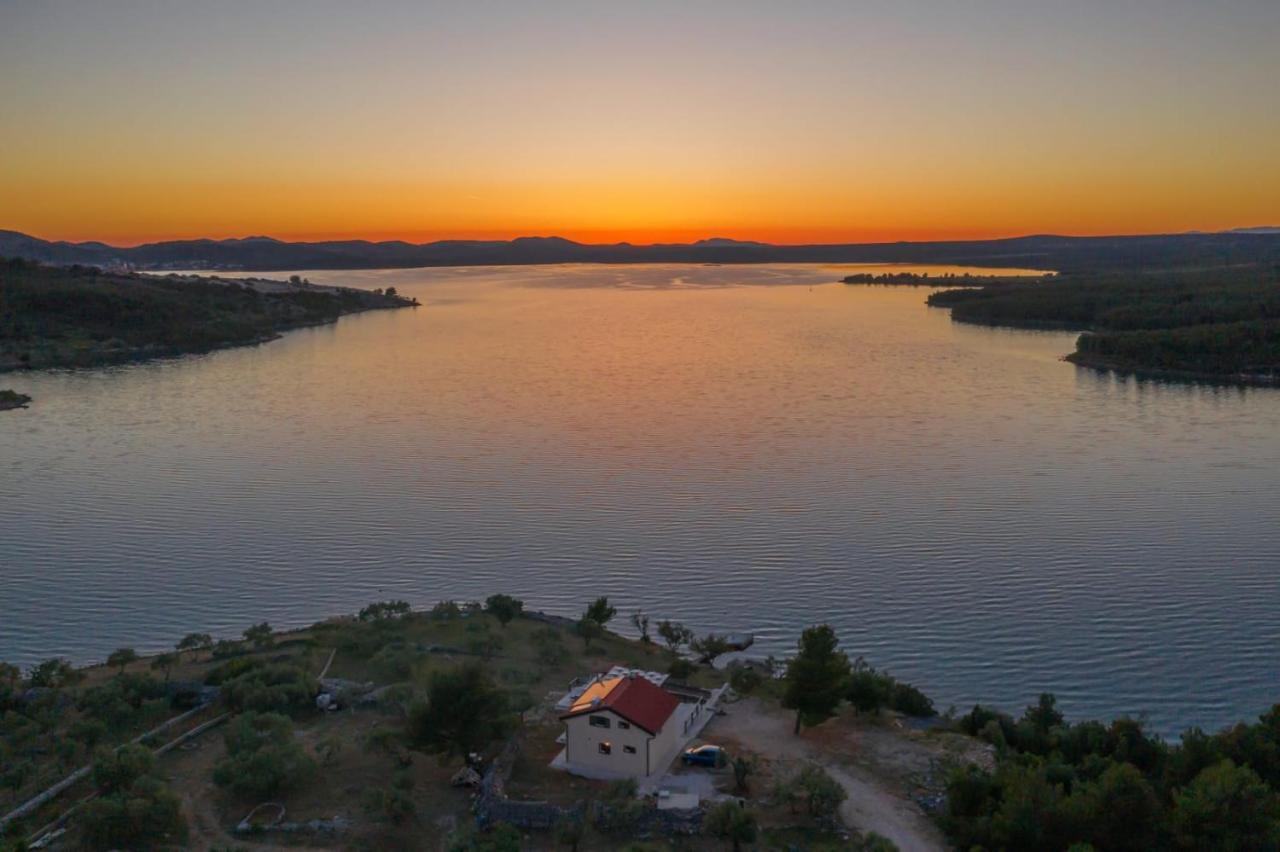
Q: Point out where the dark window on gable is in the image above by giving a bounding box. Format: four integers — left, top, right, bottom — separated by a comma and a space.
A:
589, 715, 610, 728
623, 745, 637, 754
617, 720, 631, 729
598, 742, 612, 755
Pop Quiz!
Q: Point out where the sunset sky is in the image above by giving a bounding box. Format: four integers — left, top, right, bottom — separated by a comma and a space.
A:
2, 0, 1278, 246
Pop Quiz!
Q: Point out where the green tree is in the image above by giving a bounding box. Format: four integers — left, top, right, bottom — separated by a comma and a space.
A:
358, 600, 411, 621
630, 610, 651, 643
584, 597, 616, 628
26, 657, 81, 688
576, 616, 604, 649
106, 648, 137, 676
781, 625, 851, 734
705, 801, 758, 851
150, 652, 178, 683
408, 665, 510, 760
1072, 762, 1161, 852
1025, 693, 1065, 733
691, 633, 733, 664
657, 620, 694, 654
175, 632, 213, 659
243, 622, 274, 649
432, 600, 462, 620
1172, 760, 1280, 851
484, 594, 524, 628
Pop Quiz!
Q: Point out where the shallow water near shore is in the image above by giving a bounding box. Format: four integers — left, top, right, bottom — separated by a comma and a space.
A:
3, 263, 1279, 737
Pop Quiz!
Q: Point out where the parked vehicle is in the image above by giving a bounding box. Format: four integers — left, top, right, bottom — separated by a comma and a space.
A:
681, 744, 724, 767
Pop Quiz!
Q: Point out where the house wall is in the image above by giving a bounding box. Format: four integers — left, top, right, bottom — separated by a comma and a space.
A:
563, 709, 653, 777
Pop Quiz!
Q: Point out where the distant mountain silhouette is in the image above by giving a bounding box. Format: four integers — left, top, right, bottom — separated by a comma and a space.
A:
2, 229, 1279, 273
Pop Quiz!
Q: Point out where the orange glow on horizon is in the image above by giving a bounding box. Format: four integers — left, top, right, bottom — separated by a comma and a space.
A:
14, 219, 1275, 250
3, 4, 1277, 249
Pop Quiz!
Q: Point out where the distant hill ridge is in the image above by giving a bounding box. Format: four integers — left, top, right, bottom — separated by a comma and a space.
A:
2, 228, 1279, 273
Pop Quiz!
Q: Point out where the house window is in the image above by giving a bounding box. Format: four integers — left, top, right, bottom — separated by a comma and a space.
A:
589, 715, 610, 728
598, 742, 612, 755
623, 745, 636, 754
617, 721, 631, 729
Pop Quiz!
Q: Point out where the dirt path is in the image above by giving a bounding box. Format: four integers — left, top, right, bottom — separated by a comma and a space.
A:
710, 698, 949, 852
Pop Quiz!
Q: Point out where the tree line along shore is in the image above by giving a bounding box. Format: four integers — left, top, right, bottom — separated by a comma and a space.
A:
846, 263, 1280, 385
2, 597, 1277, 851
0, 257, 418, 376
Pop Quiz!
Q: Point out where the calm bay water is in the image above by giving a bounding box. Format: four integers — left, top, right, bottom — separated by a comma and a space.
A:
3, 263, 1278, 736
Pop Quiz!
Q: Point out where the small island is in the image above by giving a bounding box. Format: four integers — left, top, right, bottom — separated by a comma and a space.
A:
0, 257, 419, 373
0, 389, 32, 411
842, 271, 1048, 286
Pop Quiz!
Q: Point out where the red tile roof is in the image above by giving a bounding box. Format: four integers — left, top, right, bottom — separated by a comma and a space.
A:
561, 674, 680, 735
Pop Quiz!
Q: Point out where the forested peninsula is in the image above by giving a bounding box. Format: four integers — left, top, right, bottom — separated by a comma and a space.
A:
0, 258, 417, 373
917, 264, 1280, 384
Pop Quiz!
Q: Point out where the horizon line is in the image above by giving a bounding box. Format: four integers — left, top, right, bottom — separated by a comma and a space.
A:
8, 225, 1279, 251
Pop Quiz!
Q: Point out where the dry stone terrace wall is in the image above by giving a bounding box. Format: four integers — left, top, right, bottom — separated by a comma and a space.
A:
472, 734, 704, 836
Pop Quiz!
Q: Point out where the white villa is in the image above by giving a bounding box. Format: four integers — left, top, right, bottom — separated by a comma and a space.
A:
552, 666, 723, 781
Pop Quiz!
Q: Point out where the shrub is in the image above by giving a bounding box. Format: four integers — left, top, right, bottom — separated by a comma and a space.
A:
27, 657, 79, 688
704, 800, 758, 850
80, 775, 185, 850
370, 645, 418, 681
667, 658, 696, 680
446, 823, 522, 852
846, 661, 895, 715
364, 770, 416, 823
212, 712, 314, 799
92, 744, 156, 793
727, 662, 764, 695
534, 628, 567, 666
221, 663, 315, 712
358, 600, 411, 621
690, 633, 733, 664
77, 674, 168, 732
210, 639, 244, 660
891, 682, 936, 718
204, 656, 262, 686
432, 600, 462, 620
797, 764, 847, 817
242, 622, 274, 649
176, 632, 213, 658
